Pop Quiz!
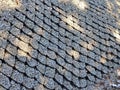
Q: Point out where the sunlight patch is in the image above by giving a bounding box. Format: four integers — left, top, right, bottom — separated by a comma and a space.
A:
113, 30, 120, 42
18, 49, 31, 59
100, 57, 106, 64
69, 50, 80, 60
72, 0, 88, 10
0, 0, 21, 10
62, 15, 84, 32
87, 43, 94, 50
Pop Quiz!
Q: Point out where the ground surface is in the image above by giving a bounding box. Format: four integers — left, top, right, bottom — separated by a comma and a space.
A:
0, 0, 120, 90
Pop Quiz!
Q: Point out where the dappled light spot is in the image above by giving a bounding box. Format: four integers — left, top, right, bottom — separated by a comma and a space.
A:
7, 0, 21, 8
18, 49, 28, 57
116, 68, 120, 76
80, 41, 88, 48
107, 52, 115, 60
87, 43, 94, 50
100, 57, 106, 64
112, 30, 120, 42
115, 0, 120, 13
117, 21, 120, 27
58, 0, 88, 10
14, 39, 32, 57
116, 0, 120, 6
69, 50, 80, 60
18, 49, 31, 60
73, 22, 84, 32
0, 30, 9, 39
19, 34, 30, 43
106, 0, 118, 16
0, 0, 21, 10
17, 46, 32, 59
62, 15, 76, 26
18, 41, 30, 52
106, 0, 113, 11
62, 15, 84, 32
72, 0, 88, 10
80, 41, 95, 51
66, 15, 78, 23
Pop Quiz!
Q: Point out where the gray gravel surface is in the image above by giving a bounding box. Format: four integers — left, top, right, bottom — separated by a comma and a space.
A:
0, 0, 120, 89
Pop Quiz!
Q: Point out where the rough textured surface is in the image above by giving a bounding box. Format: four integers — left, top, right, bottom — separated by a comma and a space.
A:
0, 0, 120, 89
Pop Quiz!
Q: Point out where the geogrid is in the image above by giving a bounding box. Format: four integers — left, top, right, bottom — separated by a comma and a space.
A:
0, 0, 120, 90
